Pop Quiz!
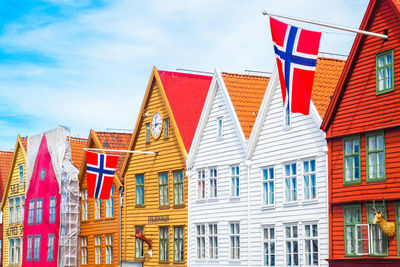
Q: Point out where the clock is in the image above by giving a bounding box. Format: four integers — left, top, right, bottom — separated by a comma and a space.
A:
151, 112, 162, 139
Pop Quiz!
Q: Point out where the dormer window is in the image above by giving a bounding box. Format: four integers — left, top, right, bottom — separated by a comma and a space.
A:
376, 49, 394, 94
217, 117, 223, 139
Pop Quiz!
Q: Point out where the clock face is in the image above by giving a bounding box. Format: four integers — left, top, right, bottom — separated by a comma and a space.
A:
151, 112, 162, 138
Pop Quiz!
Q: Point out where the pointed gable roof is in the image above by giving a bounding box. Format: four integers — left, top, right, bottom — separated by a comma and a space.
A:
158, 71, 212, 151
68, 137, 87, 170
321, 0, 400, 133
0, 150, 13, 192
221, 73, 270, 139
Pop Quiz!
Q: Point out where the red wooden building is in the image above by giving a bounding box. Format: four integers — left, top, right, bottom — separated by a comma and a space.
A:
321, 0, 400, 265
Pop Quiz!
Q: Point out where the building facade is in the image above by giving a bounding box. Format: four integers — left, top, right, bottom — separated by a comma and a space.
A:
120, 67, 211, 266
321, 0, 400, 265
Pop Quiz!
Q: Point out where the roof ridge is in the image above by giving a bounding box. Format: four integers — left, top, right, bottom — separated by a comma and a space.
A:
317, 56, 346, 63
158, 70, 212, 79
94, 131, 132, 135
221, 72, 271, 79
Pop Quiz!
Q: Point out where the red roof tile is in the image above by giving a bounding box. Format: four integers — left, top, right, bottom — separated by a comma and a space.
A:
158, 71, 212, 152
68, 137, 87, 170
0, 150, 13, 192
21, 137, 27, 151
222, 73, 270, 139
312, 57, 346, 119
95, 131, 131, 179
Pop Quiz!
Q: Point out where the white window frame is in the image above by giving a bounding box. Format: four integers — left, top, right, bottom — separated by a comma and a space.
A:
81, 189, 88, 221
263, 225, 275, 266
209, 168, 218, 199
231, 166, 240, 197
106, 185, 114, 218
9, 237, 21, 265
106, 235, 113, 264
209, 223, 218, 259
262, 167, 275, 206
95, 199, 102, 219
81, 237, 88, 265
284, 224, 299, 266
135, 226, 144, 259
217, 116, 223, 140
196, 224, 206, 259
283, 106, 291, 128
229, 222, 240, 260
304, 223, 319, 266
303, 158, 317, 200
95, 236, 102, 264
197, 170, 206, 200
18, 164, 24, 185
8, 197, 14, 224
284, 162, 297, 203
355, 224, 370, 255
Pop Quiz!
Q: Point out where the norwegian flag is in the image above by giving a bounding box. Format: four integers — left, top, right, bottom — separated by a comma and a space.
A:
269, 17, 321, 115
86, 151, 119, 199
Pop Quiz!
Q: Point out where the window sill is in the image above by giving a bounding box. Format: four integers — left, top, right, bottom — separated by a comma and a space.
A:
229, 197, 241, 201
343, 180, 361, 186
159, 206, 170, 210
208, 198, 218, 202
173, 204, 185, 208
228, 260, 242, 264
135, 205, 145, 208
366, 178, 386, 183
283, 202, 300, 207
376, 88, 394, 95
301, 199, 319, 205
261, 205, 276, 210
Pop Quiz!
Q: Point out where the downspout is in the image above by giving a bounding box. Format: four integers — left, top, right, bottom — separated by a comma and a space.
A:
186, 169, 192, 267
119, 185, 123, 267
245, 160, 252, 267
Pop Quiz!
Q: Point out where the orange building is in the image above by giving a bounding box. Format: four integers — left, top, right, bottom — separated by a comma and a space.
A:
120, 67, 212, 266
79, 130, 131, 266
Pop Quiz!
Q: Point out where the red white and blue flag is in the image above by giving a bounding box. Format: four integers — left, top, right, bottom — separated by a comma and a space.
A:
269, 17, 321, 115
86, 151, 119, 199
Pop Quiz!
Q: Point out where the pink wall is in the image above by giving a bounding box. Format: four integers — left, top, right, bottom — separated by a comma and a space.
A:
22, 136, 60, 267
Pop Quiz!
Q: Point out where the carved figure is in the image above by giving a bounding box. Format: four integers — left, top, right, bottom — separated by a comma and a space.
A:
135, 229, 153, 257
373, 199, 396, 238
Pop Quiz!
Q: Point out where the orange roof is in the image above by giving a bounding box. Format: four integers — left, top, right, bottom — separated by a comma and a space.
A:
0, 150, 13, 190
21, 137, 27, 151
68, 137, 87, 170
221, 73, 270, 139
95, 131, 131, 179
311, 57, 346, 119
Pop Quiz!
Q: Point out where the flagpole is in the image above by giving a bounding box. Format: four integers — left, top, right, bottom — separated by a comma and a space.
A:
262, 11, 388, 39
83, 147, 157, 155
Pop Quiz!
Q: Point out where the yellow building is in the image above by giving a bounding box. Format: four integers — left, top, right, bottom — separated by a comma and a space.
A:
120, 67, 212, 266
1, 136, 27, 267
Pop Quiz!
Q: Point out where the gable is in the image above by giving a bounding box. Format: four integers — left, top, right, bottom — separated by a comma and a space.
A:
322, 0, 400, 137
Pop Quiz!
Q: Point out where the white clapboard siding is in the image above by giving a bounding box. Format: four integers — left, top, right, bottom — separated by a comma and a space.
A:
248, 71, 329, 266
188, 72, 250, 267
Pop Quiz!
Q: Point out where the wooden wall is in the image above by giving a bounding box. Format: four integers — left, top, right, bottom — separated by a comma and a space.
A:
122, 80, 188, 266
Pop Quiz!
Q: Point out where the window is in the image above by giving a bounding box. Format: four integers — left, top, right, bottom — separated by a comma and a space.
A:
136, 174, 144, 206
15, 197, 20, 223
21, 196, 25, 222
285, 225, 299, 266
284, 163, 297, 202
285, 106, 291, 127
376, 49, 394, 94
209, 224, 218, 259
174, 226, 184, 262
36, 198, 43, 224
197, 170, 206, 199
230, 222, 240, 260
159, 172, 169, 206
173, 171, 184, 205
209, 168, 218, 198
18, 164, 24, 184
164, 118, 169, 138
106, 235, 113, 264
9, 198, 14, 224
146, 123, 150, 143
217, 117, 223, 139
81, 237, 88, 265
263, 226, 275, 266
366, 203, 387, 256
95, 199, 102, 219
343, 205, 362, 256
81, 189, 88, 221
106, 185, 114, 217
343, 136, 360, 184
135, 226, 144, 259
231, 166, 240, 197
49, 197, 56, 223
304, 224, 319, 265
196, 224, 205, 259
262, 167, 274, 205
47, 234, 55, 261
9, 237, 21, 265
34, 235, 41, 261
95, 236, 102, 264
303, 159, 317, 200
159, 227, 169, 262
27, 235, 33, 261
366, 132, 385, 182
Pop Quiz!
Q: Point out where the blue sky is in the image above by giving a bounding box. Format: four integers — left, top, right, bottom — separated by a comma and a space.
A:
0, 0, 369, 150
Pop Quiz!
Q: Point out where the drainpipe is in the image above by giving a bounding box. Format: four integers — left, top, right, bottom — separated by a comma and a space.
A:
186, 169, 192, 267
119, 186, 123, 267
245, 160, 252, 267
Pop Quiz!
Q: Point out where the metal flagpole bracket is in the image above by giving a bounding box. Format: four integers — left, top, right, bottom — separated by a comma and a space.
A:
262, 10, 388, 40
83, 147, 158, 155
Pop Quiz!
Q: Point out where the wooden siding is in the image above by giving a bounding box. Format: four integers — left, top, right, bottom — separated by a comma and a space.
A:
3, 143, 25, 267
122, 80, 188, 266
249, 82, 329, 266
328, 0, 400, 138
189, 82, 249, 266
80, 175, 121, 266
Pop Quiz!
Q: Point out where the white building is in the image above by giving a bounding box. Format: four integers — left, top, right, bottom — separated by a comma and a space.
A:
246, 58, 345, 266
187, 69, 270, 266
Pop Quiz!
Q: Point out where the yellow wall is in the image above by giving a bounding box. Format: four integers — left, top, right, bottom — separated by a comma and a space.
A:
122, 79, 188, 266
3, 140, 26, 267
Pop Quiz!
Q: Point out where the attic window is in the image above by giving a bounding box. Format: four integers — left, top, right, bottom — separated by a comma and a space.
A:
40, 169, 45, 181
376, 49, 394, 95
